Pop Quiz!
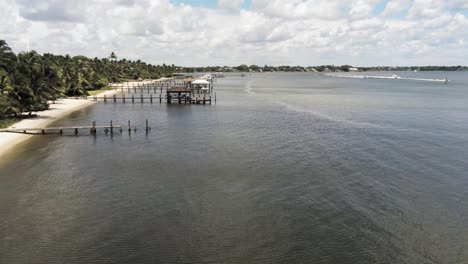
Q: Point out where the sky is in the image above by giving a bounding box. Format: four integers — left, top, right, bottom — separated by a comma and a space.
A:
1, 0, 468, 66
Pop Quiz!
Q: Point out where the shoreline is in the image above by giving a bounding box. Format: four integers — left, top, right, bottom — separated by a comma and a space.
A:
0, 80, 167, 159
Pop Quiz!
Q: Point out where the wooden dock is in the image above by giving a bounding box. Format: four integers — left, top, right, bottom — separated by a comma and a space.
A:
88, 93, 216, 104
93, 76, 219, 105
0, 120, 151, 136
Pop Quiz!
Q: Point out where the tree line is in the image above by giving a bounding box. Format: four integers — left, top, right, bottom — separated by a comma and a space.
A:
0, 40, 175, 119
179, 64, 468, 73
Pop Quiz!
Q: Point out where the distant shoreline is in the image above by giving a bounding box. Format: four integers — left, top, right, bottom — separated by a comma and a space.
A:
178, 66, 468, 73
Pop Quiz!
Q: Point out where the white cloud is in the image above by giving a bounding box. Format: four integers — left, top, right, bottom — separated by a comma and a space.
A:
0, 0, 468, 66
217, 0, 245, 11
449, 0, 468, 10
251, 0, 344, 20
381, 0, 412, 17
407, 0, 446, 19
349, 0, 385, 20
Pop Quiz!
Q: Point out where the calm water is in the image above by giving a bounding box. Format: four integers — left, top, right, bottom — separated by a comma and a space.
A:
1, 72, 468, 263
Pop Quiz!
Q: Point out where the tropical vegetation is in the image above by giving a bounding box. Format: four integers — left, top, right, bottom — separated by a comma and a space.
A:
0, 40, 175, 119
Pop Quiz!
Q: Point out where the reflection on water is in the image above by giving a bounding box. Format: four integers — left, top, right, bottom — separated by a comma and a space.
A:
1, 72, 468, 263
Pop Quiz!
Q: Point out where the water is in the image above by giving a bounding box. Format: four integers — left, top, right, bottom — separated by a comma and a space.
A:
1, 72, 468, 263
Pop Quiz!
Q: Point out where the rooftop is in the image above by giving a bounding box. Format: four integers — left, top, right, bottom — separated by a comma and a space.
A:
167, 86, 191, 93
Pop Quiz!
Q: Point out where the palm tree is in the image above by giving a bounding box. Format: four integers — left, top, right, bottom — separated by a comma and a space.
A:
0, 40, 16, 73
109, 51, 117, 60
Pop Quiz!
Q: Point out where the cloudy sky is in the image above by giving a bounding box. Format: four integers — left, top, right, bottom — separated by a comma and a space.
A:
1, 0, 468, 66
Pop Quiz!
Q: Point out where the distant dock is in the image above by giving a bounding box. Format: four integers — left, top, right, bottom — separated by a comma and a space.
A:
91, 76, 217, 104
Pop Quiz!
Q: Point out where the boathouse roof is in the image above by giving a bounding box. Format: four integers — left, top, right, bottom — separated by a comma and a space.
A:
167, 86, 191, 93
191, 79, 211, 85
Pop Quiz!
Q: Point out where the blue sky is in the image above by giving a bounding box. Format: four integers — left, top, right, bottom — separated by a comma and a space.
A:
1, 0, 468, 66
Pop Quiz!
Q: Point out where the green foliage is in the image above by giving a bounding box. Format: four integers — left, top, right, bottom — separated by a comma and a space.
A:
0, 40, 175, 119
339, 65, 352, 72
235, 64, 250, 72
0, 116, 22, 129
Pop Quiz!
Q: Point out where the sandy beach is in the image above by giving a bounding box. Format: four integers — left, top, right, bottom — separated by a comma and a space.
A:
0, 80, 166, 158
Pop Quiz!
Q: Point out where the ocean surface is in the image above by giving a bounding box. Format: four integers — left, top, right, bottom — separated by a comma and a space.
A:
1, 72, 468, 263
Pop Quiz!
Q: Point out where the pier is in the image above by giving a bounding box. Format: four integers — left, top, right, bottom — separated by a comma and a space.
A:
90, 77, 216, 104
0, 120, 152, 136
88, 93, 215, 104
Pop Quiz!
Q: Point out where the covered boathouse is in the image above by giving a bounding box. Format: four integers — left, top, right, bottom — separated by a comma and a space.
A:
166, 85, 213, 104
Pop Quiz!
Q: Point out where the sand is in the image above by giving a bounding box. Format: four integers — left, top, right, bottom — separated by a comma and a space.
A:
0, 79, 168, 158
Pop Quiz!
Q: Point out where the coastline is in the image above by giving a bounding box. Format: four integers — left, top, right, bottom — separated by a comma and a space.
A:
0, 80, 165, 159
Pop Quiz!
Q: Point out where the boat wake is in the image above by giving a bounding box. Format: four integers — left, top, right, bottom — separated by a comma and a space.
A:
328, 74, 448, 83
271, 100, 464, 139
272, 100, 387, 129
245, 80, 255, 95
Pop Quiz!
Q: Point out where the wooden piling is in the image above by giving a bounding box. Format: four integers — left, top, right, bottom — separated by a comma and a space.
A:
128, 120, 131, 134
113, 94, 117, 103
132, 95, 135, 103
92, 121, 96, 135
150, 94, 153, 103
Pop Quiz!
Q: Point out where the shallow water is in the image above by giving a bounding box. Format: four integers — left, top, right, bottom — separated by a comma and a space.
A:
1, 72, 468, 263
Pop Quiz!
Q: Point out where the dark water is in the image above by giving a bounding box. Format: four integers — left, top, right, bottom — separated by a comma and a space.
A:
1, 72, 468, 263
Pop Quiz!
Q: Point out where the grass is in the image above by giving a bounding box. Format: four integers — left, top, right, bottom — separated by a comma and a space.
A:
0, 117, 24, 129
87, 85, 112, 96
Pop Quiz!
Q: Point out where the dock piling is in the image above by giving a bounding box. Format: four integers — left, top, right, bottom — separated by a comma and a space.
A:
91, 121, 97, 135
